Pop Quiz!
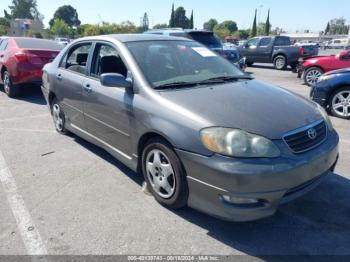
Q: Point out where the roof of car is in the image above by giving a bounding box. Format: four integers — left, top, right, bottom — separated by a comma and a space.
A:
81, 34, 192, 43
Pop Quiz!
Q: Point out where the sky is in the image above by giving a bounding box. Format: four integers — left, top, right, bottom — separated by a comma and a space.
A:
2, 0, 350, 32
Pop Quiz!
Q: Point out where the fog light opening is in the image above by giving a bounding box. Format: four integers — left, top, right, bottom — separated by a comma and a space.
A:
221, 195, 259, 205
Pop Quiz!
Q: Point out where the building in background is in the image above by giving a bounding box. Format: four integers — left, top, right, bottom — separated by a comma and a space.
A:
7, 18, 44, 37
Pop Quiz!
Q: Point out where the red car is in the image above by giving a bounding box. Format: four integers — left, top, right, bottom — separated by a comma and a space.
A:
299, 49, 350, 86
0, 37, 62, 97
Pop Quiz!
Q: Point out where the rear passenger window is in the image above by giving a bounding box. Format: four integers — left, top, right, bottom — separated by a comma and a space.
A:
259, 38, 271, 46
275, 37, 291, 46
62, 43, 92, 74
90, 43, 127, 79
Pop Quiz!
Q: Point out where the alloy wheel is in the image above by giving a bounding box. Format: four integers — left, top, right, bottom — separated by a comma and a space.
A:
275, 58, 285, 70
145, 149, 176, 199
332, 90, 350, 117
3, 72, 11, 94
306, 69, 322, 86
52, 103, 64, 132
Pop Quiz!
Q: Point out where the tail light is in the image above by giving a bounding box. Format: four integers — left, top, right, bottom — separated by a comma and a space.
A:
299, 47, 304, 56
15, 51, 32, 62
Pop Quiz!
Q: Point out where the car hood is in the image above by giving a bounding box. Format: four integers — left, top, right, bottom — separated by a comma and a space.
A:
159, 80, 322, 139
324, 67, 350, 76
303, 55, 335, 62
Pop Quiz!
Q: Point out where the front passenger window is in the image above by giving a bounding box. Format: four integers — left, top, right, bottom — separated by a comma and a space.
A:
64, 43, 92, 74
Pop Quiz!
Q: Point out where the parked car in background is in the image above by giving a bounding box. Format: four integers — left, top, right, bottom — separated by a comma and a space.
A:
237, 36, 303, 70
55, 37, 70, 46
144, 28, 246, 70
311, 68, 350, 119
298, 50, 350, 86
0, 37, 62, 97
41, 34, 338, 222
325, 38, 350, 49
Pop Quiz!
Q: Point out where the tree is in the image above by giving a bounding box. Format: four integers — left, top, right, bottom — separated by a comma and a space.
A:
251, 9, 257, 37
49, 5, 80, 28
7, 0, 39, 19
173, 6, 189, 29
169, 3, 175, 27
237, 29, 251, 39
141, 12, 149, 31
50, 19, 70, 37
153, 23, 168, 29
265, 9, 271, 35
327, 18, 348, 35
213, 20, 238, 39
189, 10, 194, 29
325, 22, 330, 35
0, 25, 7, 35
203, 19, 218, 31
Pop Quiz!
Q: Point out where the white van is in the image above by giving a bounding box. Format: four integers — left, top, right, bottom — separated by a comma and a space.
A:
326, 38, 349, 49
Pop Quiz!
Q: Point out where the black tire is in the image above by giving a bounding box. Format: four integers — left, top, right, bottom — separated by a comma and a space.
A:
246, 62, 254, 67
303, 67, 324, 87
2, 70, 19, 98
51, 98, 69, 134
328, 87, 350, 119
141, 137, 188, 209
273, 55, 287, 70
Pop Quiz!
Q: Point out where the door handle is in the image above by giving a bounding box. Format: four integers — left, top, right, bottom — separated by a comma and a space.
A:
56, 74, 62, 80
83, 84, 92, 93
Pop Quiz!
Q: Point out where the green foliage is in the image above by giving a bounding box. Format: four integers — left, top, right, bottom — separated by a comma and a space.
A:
141, 13, 149, 31
326, 18, 349, 35
173, 6, 190, 29
8, 0, 39, 19
50, 18, 70, 37
49, 5, 80, 28
251, 9, 257, 37
0, 25, 7, 35
232, 29, 251, 40
189, 10, 194, 29
203, 19, 218, 31
213, 20, 238, 39
265, 9, 270, 36
153, 23, 168, 29
78, 21, 140, 37
325, 22, 330, 35
169, 3, 175, 27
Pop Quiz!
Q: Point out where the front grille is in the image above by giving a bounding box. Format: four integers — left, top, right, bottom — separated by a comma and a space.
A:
283, 120, 327, 153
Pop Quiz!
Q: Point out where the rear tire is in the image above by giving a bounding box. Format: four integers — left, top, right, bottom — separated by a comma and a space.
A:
142, 138, 188, 209
3, 71, 19, 98
51, 98, 69, 134
304, 67, 323, 87
273, 55, 287, 70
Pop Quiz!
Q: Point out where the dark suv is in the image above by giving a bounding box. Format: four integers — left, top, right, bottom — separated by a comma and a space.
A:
144, 29, 245, 69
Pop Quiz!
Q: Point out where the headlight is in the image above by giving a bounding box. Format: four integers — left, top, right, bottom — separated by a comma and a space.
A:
317, 104, 334, 132
200, 128, 280, 158
318, 74, 335, 82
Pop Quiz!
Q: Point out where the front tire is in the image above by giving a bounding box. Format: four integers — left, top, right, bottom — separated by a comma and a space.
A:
304, 67, 323, 86
273, 55, 287, 70
51, 98, 69, 134
329, 87, 350, 119
142, 138, 188, 209
3, 71, 19, 98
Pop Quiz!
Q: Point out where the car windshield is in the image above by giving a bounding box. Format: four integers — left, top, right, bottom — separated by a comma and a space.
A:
126, 40, 246, 89
14, 38, 63, 50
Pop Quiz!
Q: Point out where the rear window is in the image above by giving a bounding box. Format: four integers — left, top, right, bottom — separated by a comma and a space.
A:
14, 38, 63, 50
188, 32, 222, 46
274, 37, 291, 46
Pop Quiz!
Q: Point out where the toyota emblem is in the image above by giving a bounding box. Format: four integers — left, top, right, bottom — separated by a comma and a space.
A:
307, 128, 317, 140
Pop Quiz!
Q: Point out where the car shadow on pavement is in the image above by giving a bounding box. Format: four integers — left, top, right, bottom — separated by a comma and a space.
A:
0, 85, 47, 105
172, 173, 350, 257
63, 134, 350, 257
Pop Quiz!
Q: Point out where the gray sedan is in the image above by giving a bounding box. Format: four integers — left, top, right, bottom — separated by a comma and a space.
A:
41, 34, 339, 222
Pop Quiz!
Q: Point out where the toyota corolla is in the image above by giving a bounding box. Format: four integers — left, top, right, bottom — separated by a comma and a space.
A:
41, 34, 339, 222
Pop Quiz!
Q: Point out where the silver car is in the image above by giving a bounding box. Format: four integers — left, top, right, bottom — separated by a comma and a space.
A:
41, 34, 339, 222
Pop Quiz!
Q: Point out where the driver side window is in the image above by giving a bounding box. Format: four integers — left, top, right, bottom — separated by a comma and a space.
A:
90, 43, 127, 79
247, 38, 259, 48
61, 43, 92, 75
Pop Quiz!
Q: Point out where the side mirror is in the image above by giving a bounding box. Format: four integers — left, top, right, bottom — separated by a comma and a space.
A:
100, 73, 132, 88
339, 51, 348, 60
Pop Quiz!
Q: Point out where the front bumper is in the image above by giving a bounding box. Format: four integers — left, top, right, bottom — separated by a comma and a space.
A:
176, 130, 339, 222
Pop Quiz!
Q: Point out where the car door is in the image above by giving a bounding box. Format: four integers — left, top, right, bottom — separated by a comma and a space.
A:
255, 37, 272, 63
82, 42, 133, 157
239, 38, 259, 63
0, 39, 9, 80
54, 42, 93, 129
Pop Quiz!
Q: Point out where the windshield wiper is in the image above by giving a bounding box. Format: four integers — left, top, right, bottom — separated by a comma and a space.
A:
201, 75, 253, 83
154, 81, 200, 89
